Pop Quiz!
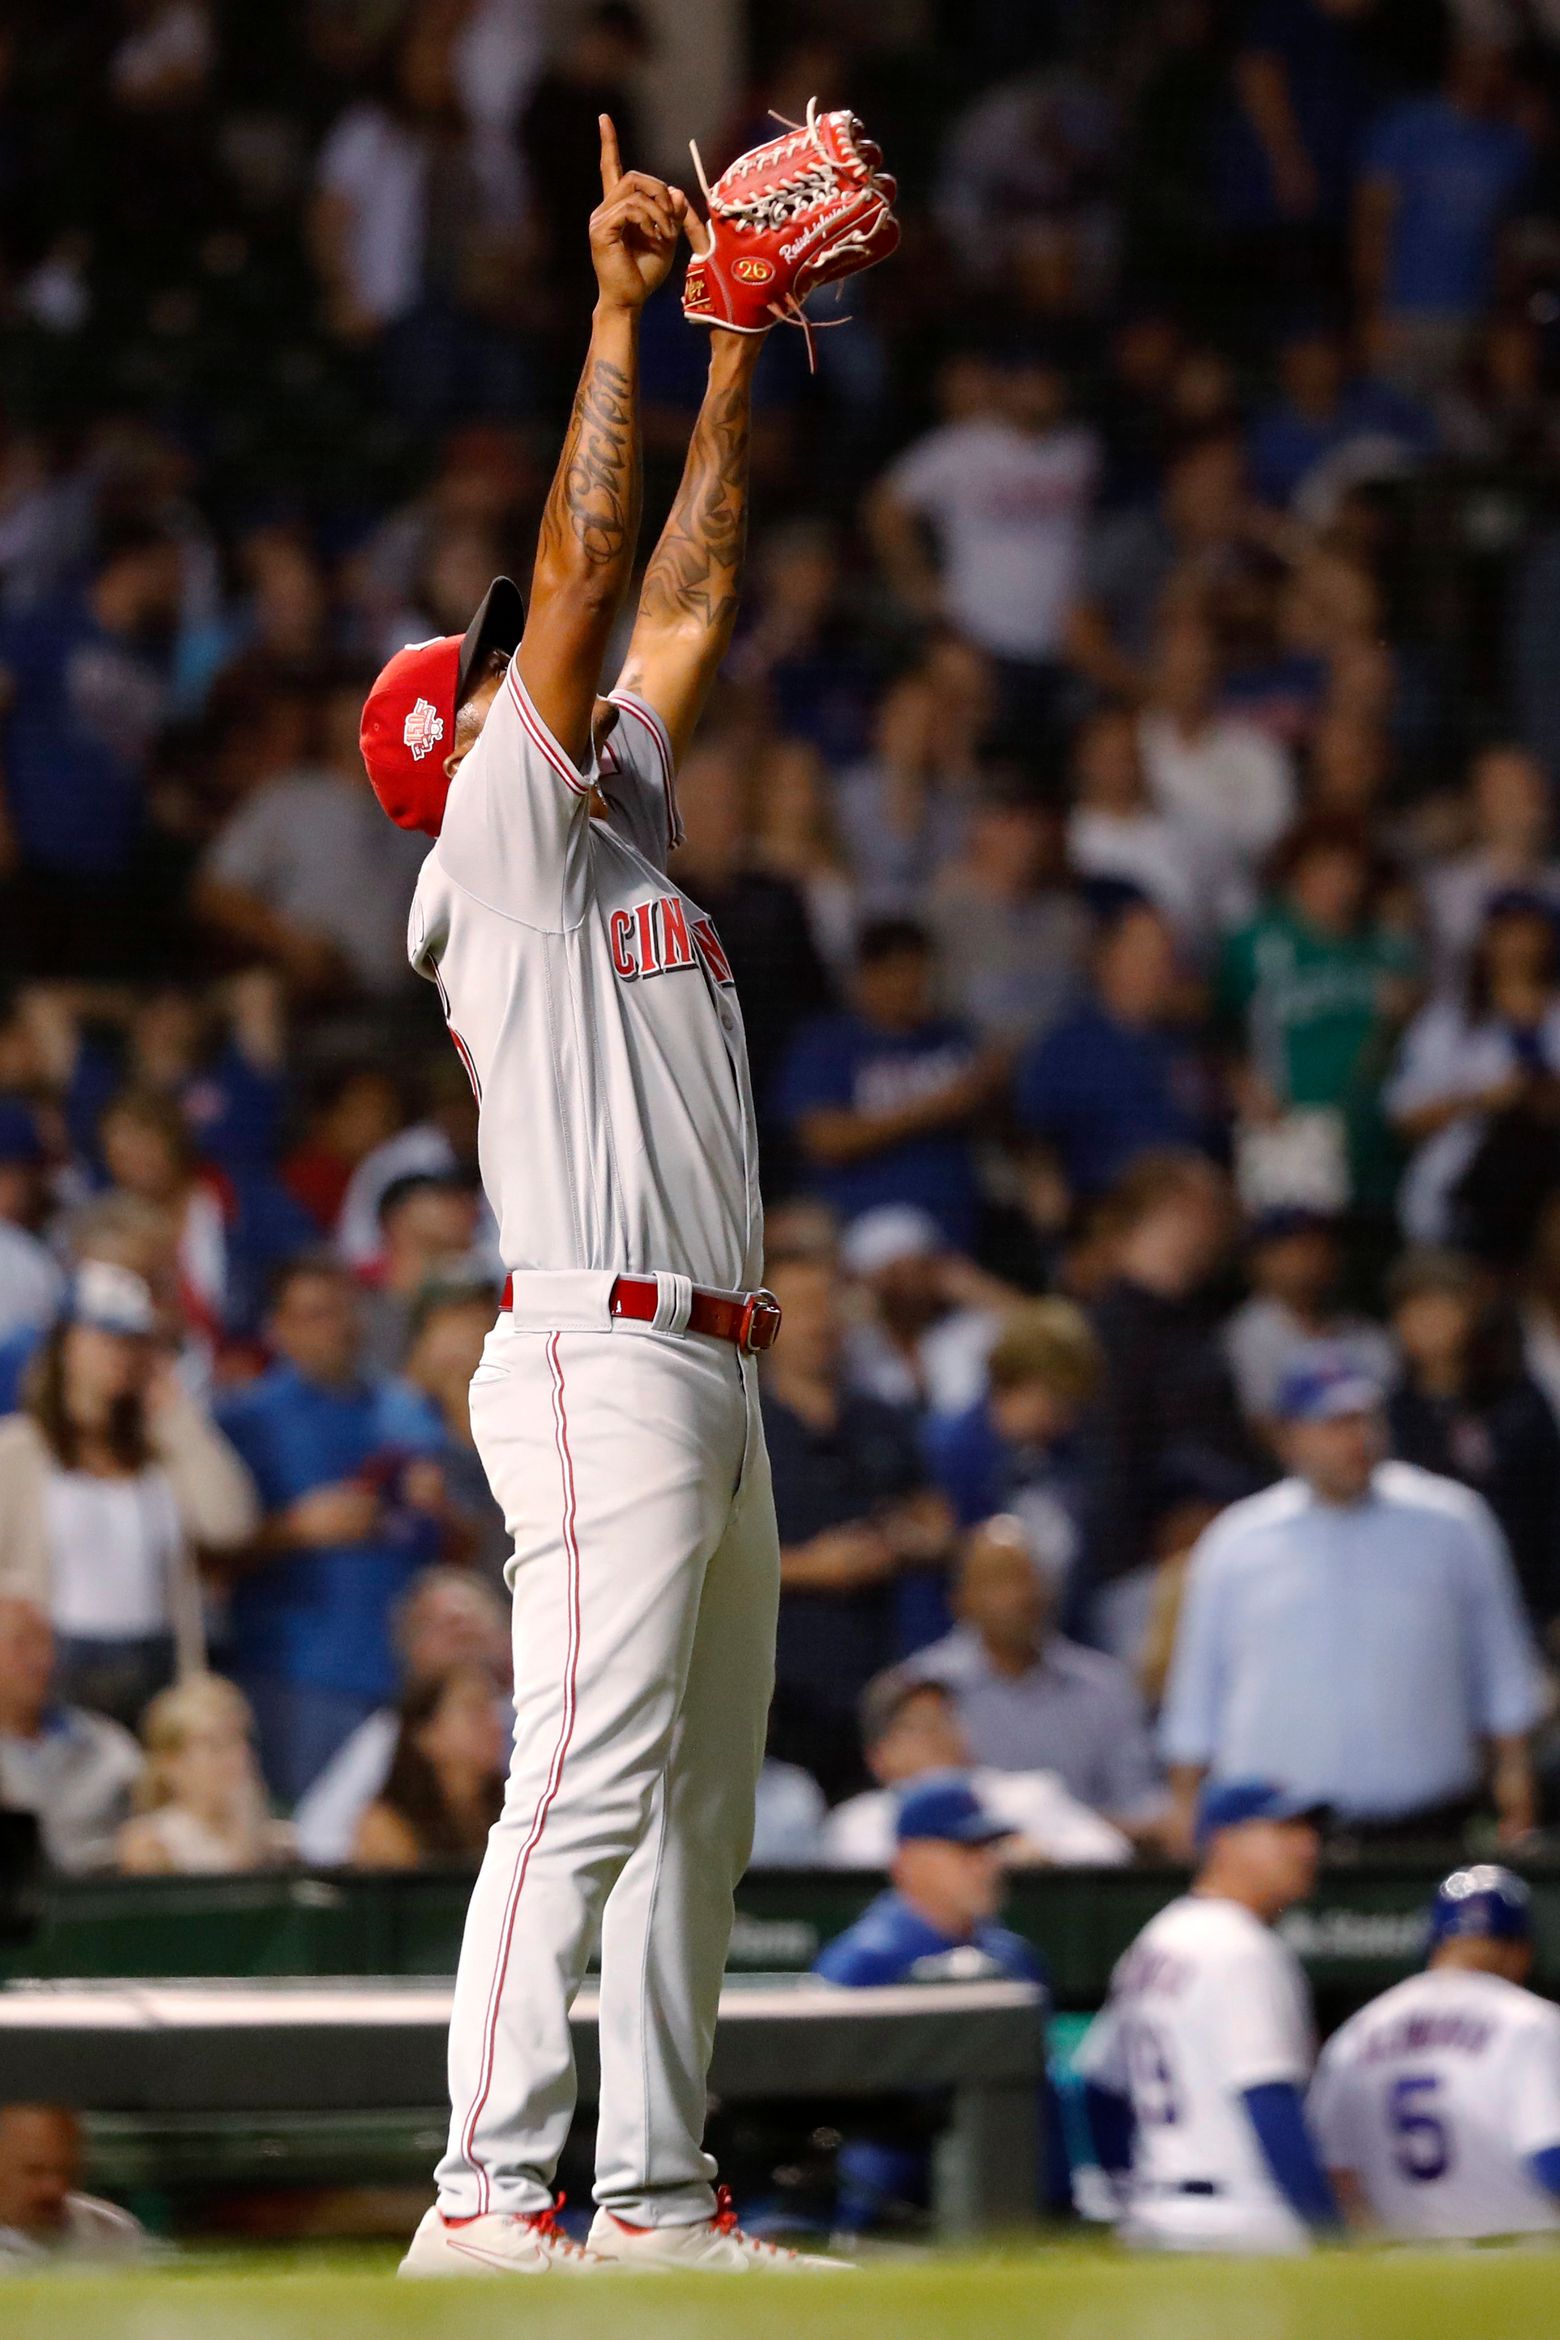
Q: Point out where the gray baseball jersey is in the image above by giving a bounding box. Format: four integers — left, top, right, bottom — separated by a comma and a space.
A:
407, 665, 783, 2234
408, 666, 762, 1291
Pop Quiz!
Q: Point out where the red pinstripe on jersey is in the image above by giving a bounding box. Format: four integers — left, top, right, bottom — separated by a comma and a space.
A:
458, 1331, 583, 2212
607, 692, 680, 852
431, 960, 481, 1102
507, 663, 591, 797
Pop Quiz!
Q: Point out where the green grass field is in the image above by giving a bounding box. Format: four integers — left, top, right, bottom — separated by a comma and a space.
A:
5, 2247, 1560, 2340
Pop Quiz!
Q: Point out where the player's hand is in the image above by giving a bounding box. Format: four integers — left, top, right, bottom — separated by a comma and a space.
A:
590, 115, 688, 313
284, 1482, 381, 1547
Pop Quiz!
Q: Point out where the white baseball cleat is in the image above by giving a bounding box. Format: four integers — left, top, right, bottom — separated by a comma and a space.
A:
587, 2187, 851, 2271
399, 2199, 605, 2276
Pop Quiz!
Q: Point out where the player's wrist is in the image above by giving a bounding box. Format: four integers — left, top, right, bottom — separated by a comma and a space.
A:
592, 293, 646, 326
708, 327, 765, 380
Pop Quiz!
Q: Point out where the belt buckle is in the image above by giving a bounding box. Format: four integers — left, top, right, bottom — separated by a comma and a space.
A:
737, 1288, 782, 1354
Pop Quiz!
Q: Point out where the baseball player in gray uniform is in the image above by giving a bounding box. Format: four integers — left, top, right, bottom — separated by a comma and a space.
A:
358, 120, 829, 2275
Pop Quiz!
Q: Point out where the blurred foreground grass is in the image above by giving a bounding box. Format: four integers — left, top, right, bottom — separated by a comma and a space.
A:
4, 2243, 1560, 2340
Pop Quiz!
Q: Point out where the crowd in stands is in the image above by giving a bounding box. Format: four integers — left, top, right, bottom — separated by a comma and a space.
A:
11, 0, 1560, 1880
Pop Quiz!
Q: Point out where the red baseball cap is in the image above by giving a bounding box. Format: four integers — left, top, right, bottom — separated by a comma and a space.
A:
360, 576, 527, 835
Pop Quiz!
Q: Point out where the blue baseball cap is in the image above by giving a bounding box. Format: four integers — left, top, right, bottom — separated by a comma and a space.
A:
896, 1773, 1013, 1849
1196, 1779, 1330, 1851
1275, 1343, 1386, 1424
1427, 1864, 1532, 1950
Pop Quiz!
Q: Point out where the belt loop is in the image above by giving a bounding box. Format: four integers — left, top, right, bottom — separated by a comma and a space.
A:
651, 1271, 695, 1336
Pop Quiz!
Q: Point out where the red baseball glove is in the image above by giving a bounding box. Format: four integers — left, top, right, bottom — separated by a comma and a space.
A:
682, 99, 899, 360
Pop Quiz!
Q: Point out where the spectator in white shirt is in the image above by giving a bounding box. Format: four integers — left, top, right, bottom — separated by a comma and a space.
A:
312, 58, 433, 341
840, 1206, 1006, 1420
0, 1598, 142, 1876
867, 353, 1099, 717
1138, 615, 1295, 886
1386, 893, 1560, 1255
1423, 745, 1560, 993
293, 1566, 511, 1868
117, 1673, 295, 1876
0, 1264, 257, 1727
1068, 707, 1214, 951
749, 1756, 827, 1868
823, 1666, 1129, 1870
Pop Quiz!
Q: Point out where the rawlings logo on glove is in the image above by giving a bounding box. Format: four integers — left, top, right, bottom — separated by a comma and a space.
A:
682, 98, 899, 363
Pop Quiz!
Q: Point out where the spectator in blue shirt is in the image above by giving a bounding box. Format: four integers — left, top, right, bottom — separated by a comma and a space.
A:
1216, 0, 1375, 240
815, 1773, 1046, 2232
216, 1256, 448, 1803
1357, 35, 1531, 393
58, 977, 286, 1187
1247, 320, 1436, 510
773, 918, 1002, 1250
1161, 1346, 1544, 1855
0, 521, 183, 978
816, 1773, 1039, 1987
1016, 898, 1219, 1206
924, 1300, 1101, 1586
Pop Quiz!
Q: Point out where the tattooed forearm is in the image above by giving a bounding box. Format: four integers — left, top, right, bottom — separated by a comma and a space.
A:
638, 376, 752, 639
537, 350, 640, 577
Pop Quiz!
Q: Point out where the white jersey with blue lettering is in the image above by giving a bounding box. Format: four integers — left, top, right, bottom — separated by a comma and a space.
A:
1076, 1892, 1316, 2252
1310, 1968, 1560, 2239
408, 666, 762, 1290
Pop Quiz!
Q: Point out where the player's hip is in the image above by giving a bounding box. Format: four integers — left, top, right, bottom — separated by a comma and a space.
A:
471, 1314, 761, 1522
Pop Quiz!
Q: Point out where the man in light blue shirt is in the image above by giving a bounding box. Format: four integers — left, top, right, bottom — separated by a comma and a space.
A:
1161, 1347, 1542, 1853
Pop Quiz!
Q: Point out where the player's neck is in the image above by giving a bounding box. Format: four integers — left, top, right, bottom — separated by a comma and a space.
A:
900, 1887, 977, 1944
1189, 1876, 1278, 1925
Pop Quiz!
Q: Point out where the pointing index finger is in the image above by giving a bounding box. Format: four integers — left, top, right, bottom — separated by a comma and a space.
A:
599, 113, 622, 194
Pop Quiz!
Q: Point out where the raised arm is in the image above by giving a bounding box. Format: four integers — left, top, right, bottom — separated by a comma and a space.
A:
613, 329, 762, 764
516, 117, 686, 764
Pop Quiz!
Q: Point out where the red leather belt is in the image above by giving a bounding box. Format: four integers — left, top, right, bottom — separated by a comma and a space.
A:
499, 1273, 782, 1353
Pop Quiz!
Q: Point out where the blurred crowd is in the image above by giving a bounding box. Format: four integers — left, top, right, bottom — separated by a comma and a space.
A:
11, 0, 1560, 1882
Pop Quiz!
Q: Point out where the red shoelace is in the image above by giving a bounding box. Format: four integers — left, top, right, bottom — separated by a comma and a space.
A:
521, 2195, 591, 2258
712, 2186, 791, 2256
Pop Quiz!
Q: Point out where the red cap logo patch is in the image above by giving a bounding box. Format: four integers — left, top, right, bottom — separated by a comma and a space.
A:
403, 697, 445, 761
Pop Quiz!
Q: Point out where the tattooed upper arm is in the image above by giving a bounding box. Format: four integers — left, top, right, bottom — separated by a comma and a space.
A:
638, 378, 749, 633
537, 355, 638, 577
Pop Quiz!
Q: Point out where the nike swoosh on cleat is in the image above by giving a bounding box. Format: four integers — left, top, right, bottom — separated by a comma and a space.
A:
444, 2236, 546, 2272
